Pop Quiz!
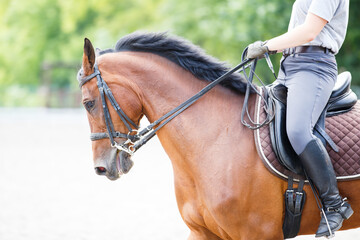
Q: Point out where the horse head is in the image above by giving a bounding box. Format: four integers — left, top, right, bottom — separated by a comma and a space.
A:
78, 38, 143, 180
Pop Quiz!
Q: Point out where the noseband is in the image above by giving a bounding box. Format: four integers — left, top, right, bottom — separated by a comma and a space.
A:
79, 64, 140, 155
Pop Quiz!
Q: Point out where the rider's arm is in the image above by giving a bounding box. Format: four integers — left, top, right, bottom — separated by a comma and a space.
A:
265, 12, 327, 52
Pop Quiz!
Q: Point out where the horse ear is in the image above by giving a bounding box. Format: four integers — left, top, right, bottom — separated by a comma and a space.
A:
95, 48, 102, 57
83, 38, 96, 74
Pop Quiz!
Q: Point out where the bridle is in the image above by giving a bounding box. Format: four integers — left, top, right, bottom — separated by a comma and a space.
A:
79, 50, 275, 156
79, 64, 140, 155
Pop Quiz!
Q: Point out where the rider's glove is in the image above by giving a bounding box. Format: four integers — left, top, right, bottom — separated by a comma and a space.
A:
246, 40, 277, 59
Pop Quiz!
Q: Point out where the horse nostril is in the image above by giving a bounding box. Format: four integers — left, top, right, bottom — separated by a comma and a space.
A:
95, 166, 107, 175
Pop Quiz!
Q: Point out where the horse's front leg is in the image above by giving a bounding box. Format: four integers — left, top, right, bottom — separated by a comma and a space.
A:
187, 227, 223, 240
180, 201, 223, 240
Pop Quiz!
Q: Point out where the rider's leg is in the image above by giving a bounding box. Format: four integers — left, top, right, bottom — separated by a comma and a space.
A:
299, 138, 353, 237
282, 53, 353, 237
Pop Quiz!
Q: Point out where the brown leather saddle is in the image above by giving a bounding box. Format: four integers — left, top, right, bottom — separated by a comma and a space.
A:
255, 71, 360, 181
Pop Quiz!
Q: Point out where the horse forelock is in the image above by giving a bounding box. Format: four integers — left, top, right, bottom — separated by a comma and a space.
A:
77, 68, 84, 84
98, 31, 248, 94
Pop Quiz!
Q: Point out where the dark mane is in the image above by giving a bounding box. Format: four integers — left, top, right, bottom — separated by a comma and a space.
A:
100, 32, 247, 93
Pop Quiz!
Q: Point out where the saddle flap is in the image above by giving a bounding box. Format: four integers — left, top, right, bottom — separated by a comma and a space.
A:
272, 84, 287, 104
269, 85, 304, 175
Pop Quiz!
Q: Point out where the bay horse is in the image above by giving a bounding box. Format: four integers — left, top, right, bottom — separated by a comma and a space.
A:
78, 32, 360, 239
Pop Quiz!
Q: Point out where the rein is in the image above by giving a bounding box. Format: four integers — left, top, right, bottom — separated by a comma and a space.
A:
240, 51, 275, 130
80, 50, 274, 155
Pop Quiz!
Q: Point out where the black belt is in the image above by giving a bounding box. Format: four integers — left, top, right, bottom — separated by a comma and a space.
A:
283, 46, 334, 56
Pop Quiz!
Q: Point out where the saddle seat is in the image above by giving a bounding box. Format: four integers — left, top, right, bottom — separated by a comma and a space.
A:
268, 71, 358, 176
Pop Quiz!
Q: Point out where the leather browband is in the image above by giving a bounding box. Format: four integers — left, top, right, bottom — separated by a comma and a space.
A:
79, 69, 101, 88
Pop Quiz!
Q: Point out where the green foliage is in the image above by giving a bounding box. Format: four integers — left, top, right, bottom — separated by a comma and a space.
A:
160, 0, 293, 81
0, 0, 359, 107
337, 0, 360, 81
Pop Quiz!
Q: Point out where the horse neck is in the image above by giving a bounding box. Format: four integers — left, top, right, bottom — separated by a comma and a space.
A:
114, 52, 249, 123
108, 51, 256, 167
130, 54, 211, 122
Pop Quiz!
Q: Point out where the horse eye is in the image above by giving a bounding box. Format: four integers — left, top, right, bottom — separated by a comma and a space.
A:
84, 100, 95, 112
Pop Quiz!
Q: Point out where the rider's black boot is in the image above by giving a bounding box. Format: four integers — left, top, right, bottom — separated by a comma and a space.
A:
298, 138, 353, 238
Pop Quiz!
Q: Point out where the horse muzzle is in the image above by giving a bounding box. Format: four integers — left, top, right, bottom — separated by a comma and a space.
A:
94, 149, 134, 181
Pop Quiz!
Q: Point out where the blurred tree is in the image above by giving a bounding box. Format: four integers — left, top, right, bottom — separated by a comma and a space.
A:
0, 0, 62, 85
160, 0, 293, 82
0, 0, 358, 107
337, 0, 360, 80
0, 0, 160, 85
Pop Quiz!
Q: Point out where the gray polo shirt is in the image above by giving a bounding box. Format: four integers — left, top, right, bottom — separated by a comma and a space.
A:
288, 0, 349, 54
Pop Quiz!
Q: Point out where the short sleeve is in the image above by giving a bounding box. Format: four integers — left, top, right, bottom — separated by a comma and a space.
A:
309, 0, 341, 22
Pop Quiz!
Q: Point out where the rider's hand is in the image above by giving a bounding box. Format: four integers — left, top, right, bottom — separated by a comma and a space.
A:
246, 41, 276, 59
